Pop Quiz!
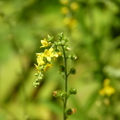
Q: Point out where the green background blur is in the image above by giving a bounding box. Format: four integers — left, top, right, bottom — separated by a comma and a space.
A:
0, 0, 120, 120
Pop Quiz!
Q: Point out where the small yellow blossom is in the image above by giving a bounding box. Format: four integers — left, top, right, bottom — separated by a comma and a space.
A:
53, 52, 62, 57
70, 2, 79, 11
44, 63, 52, 71
41, 38, 49, 47
36, 53, 45, 66
61, 7, 69, 14
44, 48, 54, 62
99, 86, 115, 96
59, 0, 69, 5
104, 86, 115, 96
43, 48, 61, 62
99, 78, 115, 96
63, 17, 77, 29
63, 17, 71, 25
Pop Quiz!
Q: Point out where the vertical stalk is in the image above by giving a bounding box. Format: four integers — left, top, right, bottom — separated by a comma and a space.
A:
62, 45, 68, 120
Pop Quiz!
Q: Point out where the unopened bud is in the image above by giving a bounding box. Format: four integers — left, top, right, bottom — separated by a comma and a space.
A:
58, 32, 64, 38
35, 73, 39, 76
33, 81, 40, 87
69, 88, 77, 94
69, 68, 76, 74
68, 54, 77, 60
47, 35, 53, 42
59, 65, 65, 72
66, 108, 76, 115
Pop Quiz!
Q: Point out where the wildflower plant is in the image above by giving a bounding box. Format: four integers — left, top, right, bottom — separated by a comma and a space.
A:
34, 33, 77, 120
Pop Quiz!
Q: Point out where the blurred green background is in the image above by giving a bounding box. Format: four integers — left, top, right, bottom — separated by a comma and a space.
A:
0, 0, 120, 120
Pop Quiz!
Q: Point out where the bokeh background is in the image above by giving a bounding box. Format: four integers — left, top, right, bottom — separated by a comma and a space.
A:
0, 0, 120, 120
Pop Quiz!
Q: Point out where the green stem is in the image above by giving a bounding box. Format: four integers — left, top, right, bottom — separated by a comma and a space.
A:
62, 45, 68, 120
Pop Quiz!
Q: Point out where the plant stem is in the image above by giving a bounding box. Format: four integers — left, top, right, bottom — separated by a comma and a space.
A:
62, 45, 68, 120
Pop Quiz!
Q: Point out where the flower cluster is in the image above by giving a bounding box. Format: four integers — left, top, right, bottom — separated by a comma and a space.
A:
99, 78, 115, 96
59, 0, 79, 30
33, 35, 61, 87
34, 33, 77, 119
33, 33, 76, 87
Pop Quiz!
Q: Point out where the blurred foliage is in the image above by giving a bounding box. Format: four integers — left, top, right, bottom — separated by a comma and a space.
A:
0, 0, 120, 120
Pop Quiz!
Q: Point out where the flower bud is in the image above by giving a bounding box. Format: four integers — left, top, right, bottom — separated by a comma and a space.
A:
47, 35, 53, 42
69, 88, 77, 94
58, 32, 64, 38
64, 45, 71, 51
35, 73, 39, 76
61, 40, 66, 45
60, 0, 69, 5
61, 7, 69, 14
69, 68, 76, 74
33, 81, 40, 87
37, 76, 43, 80
70, 2, 79, 11
53, 91, 58, 97
59, 65, 65, 72
60, 92, 66, 98
66, 108, 76, 115
35, 79, 39, 82
68, 54, 77, 60
62, 37, 68, 42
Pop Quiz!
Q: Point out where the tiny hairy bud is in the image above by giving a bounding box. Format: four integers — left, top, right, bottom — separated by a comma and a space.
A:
35, 73, 39, 76
37, 76, 43, 80
66, 108, 76, 115
35, 79, 39, 82
69, 68, 76, 74
69, 88, 77, 94
33, 81, 40, 87
64, 45, 71, 51
58, 32, 64, 38
59, 65, 65, 72
63, 37, 68, 42
61, 40, 66, 45
69, 54, 77, 60
60, 92, 66, 98
47, 35, 53, 42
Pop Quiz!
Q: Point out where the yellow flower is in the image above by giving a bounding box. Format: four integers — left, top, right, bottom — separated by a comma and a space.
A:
61, 7, 69, 14
41, 38, 49, 47
36, 53, 45, 66
63, 17, 77, 29
59, 0, 69, 5
53, 52, 62, 57
70, 2, 79, 11
44, 48, 54, 62
44, 63, 52, 71
63, 17, 71, 25
99, 78, 115, 96
43, 48, 61, 61
104, 86, 115, 96
99, 86, 115, 96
